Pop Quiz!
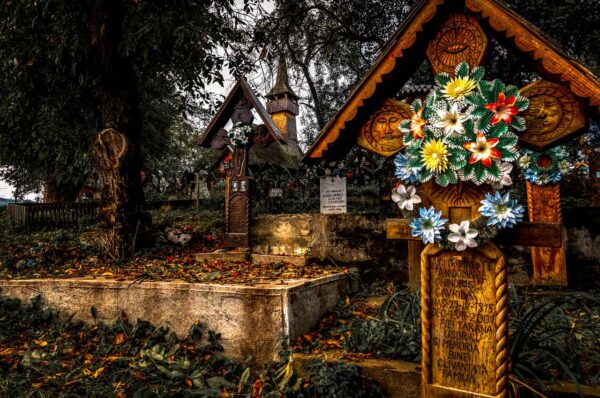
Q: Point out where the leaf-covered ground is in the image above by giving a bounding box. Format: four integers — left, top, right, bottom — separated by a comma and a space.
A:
0, 293, 385, 397
0, 208, 343, 284
291, 282, 421, 363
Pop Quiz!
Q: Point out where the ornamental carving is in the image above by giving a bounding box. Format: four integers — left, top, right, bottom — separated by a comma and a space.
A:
426, 13, 488, 75
519, 80, 585, 151
231, 98, 253, 125
358, 99, 410, 157
420, 181, 490, 224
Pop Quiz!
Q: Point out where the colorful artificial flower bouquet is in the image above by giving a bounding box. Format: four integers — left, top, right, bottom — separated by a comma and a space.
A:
393, 62, 531, 250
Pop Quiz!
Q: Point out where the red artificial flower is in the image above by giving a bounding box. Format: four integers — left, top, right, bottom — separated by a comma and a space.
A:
410, 109, 427, 140
463, 132, 501, 168
485, 92, 518, 125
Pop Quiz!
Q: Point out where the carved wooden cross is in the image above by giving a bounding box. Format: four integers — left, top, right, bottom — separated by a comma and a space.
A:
387, 214, 565, 288
222, 98, 254, 248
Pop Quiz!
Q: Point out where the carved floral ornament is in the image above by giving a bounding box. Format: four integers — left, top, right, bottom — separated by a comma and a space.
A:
390, 63, 580, 251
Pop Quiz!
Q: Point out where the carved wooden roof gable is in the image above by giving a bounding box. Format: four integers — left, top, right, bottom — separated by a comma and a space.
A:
198, 79, 285, 148
304, 0, 600, 163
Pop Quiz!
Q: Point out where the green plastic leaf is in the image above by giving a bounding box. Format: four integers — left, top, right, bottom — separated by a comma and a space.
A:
470, 66, 485, 81
477, 111, 493, 131
474, 163, 486, 184
455, 62, 469, 78
435, 72, 451, 87
511, 115, 526, 131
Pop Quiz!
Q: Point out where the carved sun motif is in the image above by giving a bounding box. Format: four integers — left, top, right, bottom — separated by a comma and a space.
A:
519, 80, 585, 150
426, 13, 488, 75
358, 99, 411, 157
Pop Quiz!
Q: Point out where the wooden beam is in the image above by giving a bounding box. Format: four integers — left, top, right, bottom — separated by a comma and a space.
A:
387, 218, 420, 241
496, 222, 563, 248
387, 218, 563, 247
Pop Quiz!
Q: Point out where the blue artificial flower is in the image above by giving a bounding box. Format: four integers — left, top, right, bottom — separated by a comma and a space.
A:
547, 171, 562, 184
479, 191, 525, 229
410, 206, 447, 244
394, 152, 418, 184
523, 169, 539, 183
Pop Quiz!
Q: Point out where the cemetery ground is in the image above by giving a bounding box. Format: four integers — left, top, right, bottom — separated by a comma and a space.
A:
0, 205, 598, 397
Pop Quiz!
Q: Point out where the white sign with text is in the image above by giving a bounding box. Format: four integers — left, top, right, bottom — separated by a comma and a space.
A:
320, 177, 347, 214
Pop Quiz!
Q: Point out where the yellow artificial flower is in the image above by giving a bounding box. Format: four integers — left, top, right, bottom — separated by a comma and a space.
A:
422, 138, 449, 173
442, 77, 476, 100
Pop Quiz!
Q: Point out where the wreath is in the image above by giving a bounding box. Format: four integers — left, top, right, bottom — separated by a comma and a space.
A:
518, 146, 571, 185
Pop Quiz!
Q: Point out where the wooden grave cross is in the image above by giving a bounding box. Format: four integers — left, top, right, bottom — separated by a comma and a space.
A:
386, 186, 564, 398
222, 98, 254, 248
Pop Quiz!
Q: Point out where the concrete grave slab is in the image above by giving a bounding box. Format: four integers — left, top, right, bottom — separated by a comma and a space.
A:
0, 274, 350, 366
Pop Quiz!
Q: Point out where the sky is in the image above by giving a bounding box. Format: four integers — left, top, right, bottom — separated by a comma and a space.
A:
0, 182, 13, 200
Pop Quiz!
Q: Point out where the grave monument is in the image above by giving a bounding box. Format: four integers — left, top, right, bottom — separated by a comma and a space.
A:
303, 0, 600, 396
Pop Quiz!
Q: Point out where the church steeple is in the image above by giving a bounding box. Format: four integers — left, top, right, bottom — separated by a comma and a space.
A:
267, 55, 298, 100
266, 55, 300, 153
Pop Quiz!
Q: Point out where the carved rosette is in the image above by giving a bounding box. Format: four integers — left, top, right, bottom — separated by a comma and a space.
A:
426, 13, 488, 75
519, 80, 586, 151
358, 99, 411, 157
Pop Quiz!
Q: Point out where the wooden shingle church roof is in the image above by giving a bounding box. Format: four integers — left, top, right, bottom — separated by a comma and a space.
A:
304, 0, 600, 162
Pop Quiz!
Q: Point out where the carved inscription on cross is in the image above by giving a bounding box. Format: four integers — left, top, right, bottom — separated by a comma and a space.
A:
421, 244, 508, 398
387, 206, 563, 398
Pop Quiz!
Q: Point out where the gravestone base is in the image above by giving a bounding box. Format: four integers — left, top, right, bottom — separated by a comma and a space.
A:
0, 274, 350, 367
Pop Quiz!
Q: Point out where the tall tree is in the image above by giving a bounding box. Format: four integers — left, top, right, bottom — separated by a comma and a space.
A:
0, 0, 256, 257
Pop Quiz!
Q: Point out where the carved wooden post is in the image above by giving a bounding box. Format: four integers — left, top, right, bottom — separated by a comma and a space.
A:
225, 147, 251, 248
421, 243, 508, 398
526, 182, 567, 285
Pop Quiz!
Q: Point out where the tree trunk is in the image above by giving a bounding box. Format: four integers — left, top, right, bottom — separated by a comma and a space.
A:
43, 178, 82, 203
91, 0, 149, 259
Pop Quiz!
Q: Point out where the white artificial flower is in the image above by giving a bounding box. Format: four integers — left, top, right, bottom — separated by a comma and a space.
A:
518, 154, 531, 169
391, 184, 422, 211
447, 220, 479, 251
491, 162, 513, 189
558, 160, 571, 174
433, 103, 469, 136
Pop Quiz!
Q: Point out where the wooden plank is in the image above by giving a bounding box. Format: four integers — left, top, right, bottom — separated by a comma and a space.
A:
388, 218, 563, 248
466, 0, 600, 115
526, 182, 567, 286
387, 218, 420, 241
496, 222, 563, 247
408, 241, 424, 292
421, 243, 508, 398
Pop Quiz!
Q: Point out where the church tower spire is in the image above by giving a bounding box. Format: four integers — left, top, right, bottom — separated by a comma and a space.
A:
266, 55, 300, 152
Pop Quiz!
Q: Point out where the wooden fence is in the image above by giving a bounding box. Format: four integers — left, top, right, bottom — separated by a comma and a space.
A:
6, 199, 209, 226
7, 202, 99, 226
